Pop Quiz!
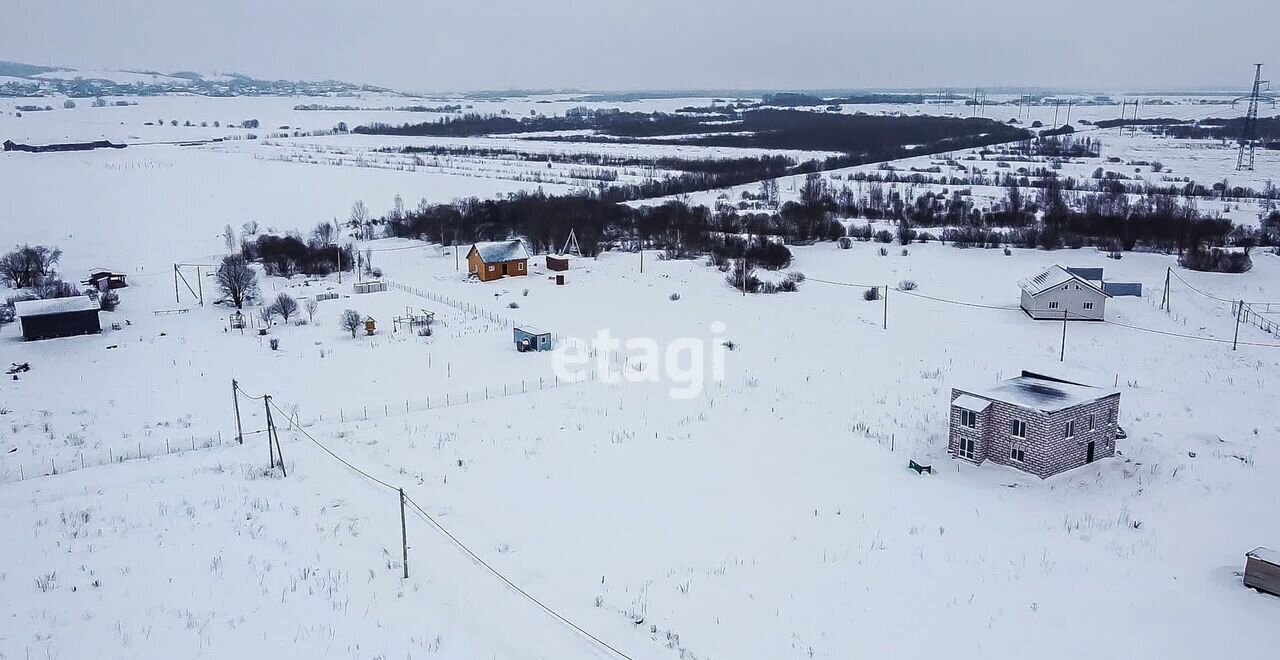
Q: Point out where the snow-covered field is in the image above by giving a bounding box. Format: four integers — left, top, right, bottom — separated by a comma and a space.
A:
2, 94, 1280, 660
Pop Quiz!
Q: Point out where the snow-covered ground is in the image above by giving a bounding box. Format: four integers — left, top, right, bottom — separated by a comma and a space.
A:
2, 94, 1279, 660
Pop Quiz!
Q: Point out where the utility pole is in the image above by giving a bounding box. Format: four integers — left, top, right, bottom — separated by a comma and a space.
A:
1053, 100, 1061, 127
196, 266, 203, 307
337, 245, 342, 284
1065, 102, 1073, 127
740, 258, 747, 296
1060, 309, 1068, 362
232, 379, 244, 444
399, 488, 410, 579
1161, 267, 1171, 313
1117, 100, 1128, 135
173, 264, 180, 304
264, 395, 276, 469
1236, 64, 1269, 171
1233, 300, 1244, 350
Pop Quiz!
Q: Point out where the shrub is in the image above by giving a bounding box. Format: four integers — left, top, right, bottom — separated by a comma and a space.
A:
863, 286, 881, 301
873, 230, 894, 243
848, 224, 873, 242
507, 301, 520, 309
669, 293, 680, 301
34, 278, 80, 299
837, 237, 853, 249
269, 338, 280, 351
724, 260, 761, 293
1178, 246, 1252, 273
1004, 247, 1012, 256
879, 247, 889, 256
99, 290, 120, 311
898, 279, 918, 291
900, 249, 910, 256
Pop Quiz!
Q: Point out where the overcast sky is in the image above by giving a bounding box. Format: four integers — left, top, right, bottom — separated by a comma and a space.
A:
3, 0, 1277, 92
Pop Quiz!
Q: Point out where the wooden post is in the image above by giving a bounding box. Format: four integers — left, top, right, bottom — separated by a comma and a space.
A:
196, 266, 204, 307
399, 488, 409, 579
883, 285, 889, 330
173, 264, 180, 304
232, 380, 244, 444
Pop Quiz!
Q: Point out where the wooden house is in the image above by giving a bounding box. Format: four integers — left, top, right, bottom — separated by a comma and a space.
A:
467, 240, 530, 282
82, 270, 128, 291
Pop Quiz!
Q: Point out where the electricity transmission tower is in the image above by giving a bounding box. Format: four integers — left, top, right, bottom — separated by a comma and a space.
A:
1234, 63, 1275, 171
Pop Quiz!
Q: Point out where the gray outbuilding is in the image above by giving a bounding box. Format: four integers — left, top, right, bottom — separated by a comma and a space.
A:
13, 296, 102, 341
1018, 265, 1111, 320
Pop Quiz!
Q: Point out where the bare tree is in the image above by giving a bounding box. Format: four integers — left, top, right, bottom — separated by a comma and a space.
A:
241, 220, 260, 236
312, 221, 336, 245
223, 224, 237, 254
0, 245, 63, 288
304, 297, 319, 323
258, 305, 275, 326
339, 309, 363, 337
269, 293, 299, 322
216, 255, 258, 309
349, 200, 370, 238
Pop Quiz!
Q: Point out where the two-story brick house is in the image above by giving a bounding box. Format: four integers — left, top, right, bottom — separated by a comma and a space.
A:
948, 371, 1121, 478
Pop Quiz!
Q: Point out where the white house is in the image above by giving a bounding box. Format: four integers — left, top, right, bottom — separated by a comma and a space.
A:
1018, 265, 1110, 320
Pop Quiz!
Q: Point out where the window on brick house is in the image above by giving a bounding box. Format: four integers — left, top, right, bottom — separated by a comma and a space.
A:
960, 409, 977, 428
1065, 420, 1076, 438
1088, 414, 1096, 431
1011, 447, 1026, 462
1010, 419, 1026, 439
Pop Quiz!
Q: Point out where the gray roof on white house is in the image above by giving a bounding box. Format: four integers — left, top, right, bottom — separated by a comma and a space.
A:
470, 240, 530, 264
965, 374, 1117, 413
1018, 265, 1110, 298
13, 296, 100, 317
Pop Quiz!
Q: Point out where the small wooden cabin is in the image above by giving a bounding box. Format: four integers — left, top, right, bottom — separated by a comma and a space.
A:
546, 255, 569, 272
83, 270, 128, 291
514, 326, 552, 352
1244, 547, 1280, 596
468, 240, 531, 282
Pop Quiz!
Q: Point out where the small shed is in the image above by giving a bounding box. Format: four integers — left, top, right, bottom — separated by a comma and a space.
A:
364, 316, 377, 335
82, 270, 128, 291
1245, 547, 1280, 596
353, 280, 386, 294
514, 326, 552, 352
13, 296, 102, 341
546, 255, 570, 272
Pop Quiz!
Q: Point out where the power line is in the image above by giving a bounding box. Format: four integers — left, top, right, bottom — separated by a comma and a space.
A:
259, 396, 635, 660
402, 496, 635, 660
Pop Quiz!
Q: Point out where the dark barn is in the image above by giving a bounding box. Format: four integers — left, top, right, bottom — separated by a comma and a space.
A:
13, 297, 102, 341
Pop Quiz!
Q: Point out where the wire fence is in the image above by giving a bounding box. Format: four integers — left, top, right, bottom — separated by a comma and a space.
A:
1233, 300, 1280, 336
386, 280, 515, 329
295, 364, 620, 428
0, 430, 230, 485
